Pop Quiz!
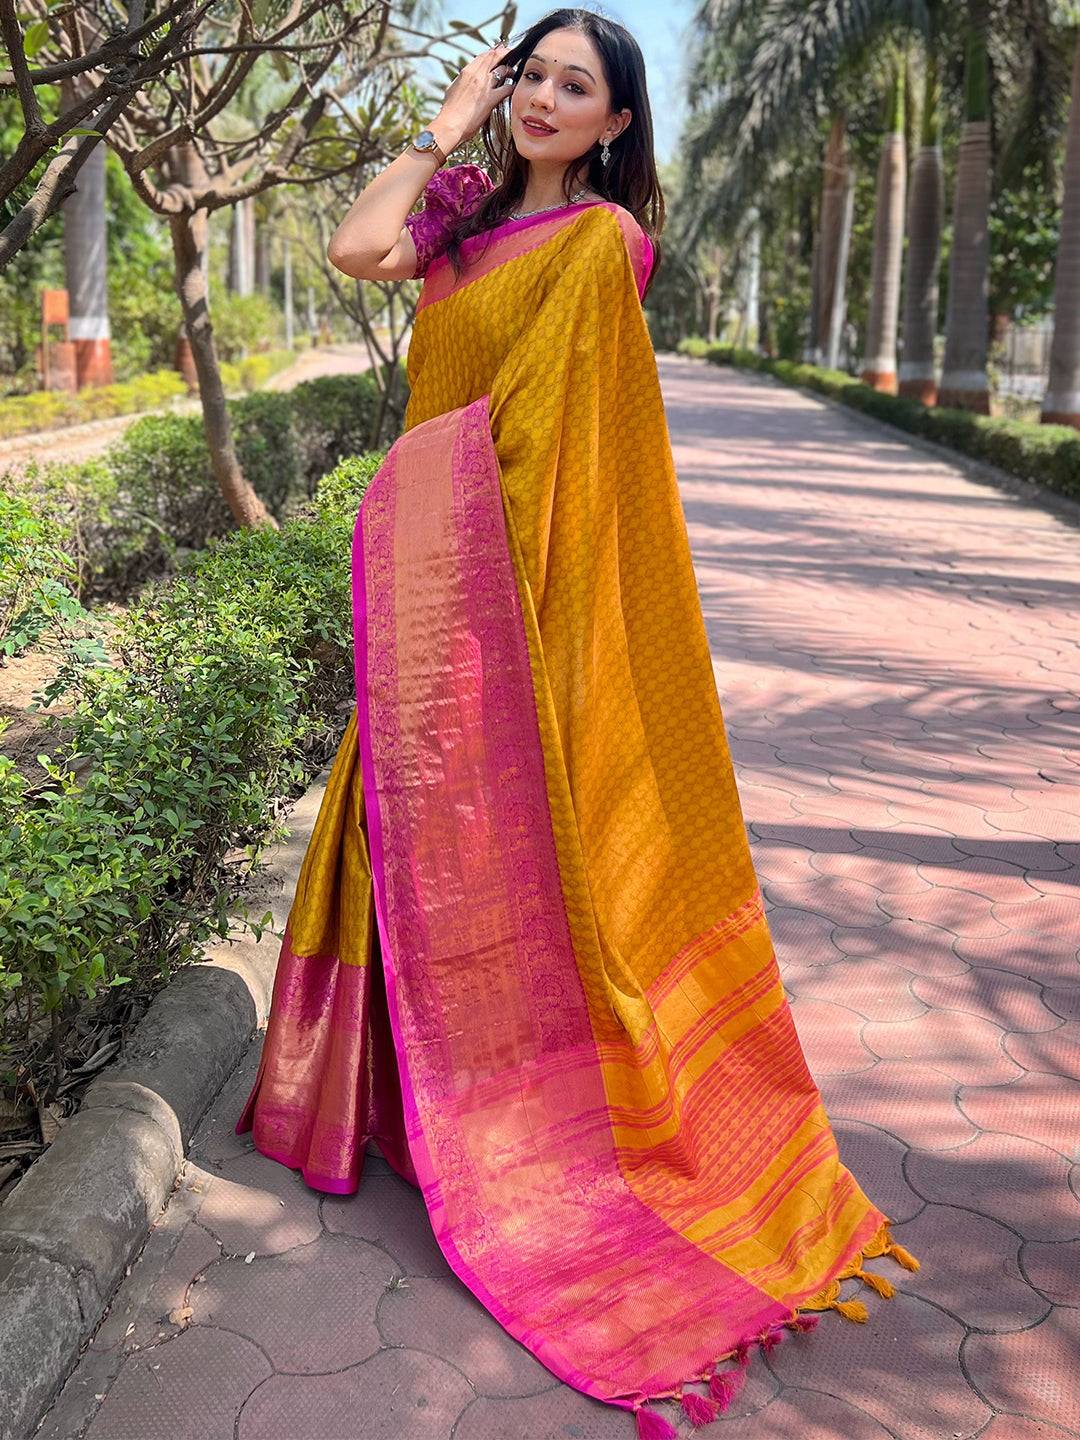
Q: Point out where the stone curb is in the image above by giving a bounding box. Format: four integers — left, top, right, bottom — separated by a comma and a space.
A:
0, 756, 334, 1440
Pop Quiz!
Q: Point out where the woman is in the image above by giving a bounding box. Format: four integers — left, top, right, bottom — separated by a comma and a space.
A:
236, 10, 918, 1435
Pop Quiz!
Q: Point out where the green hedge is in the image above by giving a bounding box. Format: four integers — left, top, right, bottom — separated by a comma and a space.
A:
679, 339, 1080, 501
0, 371, 189, 439
0, 453, 381, 1088
0, 350, 298, 441
3, 363, 407, 608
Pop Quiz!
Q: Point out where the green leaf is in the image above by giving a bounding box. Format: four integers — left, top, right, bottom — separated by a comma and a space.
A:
23, 20, 49, 57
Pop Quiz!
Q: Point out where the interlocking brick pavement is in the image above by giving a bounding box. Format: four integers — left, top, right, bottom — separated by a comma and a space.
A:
38, 357, 1080, 1440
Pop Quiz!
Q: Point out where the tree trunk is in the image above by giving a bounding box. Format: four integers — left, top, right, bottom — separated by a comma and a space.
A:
59, 74, 113, 388
939, 23, 992, 413
818, 115, 853, 368
742, 209, 761, 351
824, 169, 855, 371
1042, 34, 1080, 429
899, 48, 944, 404
167, 143, 275, 529
228, 197, 254, 295
805, 214, 821, 362
861, 66, 907, 392
255, 223, 272, 296
245, 199, 257, 297
283, 235, 294, 349
307, 284, 318, 343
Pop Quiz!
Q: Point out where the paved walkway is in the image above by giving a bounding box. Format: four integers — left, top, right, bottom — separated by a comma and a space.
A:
38, 356, 1080, 1440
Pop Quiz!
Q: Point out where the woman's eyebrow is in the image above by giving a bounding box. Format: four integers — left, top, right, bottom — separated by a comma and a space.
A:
526, 52, 596, 83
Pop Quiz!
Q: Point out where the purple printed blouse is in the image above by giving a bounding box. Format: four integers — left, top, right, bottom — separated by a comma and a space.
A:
403, 161, 655, 294
404, 163, 495, 279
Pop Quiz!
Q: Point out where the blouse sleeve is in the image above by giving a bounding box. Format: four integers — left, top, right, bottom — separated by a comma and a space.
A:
404, 162, 495, 279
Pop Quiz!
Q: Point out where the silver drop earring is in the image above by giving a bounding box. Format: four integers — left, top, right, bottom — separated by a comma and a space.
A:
601, 138, 611, 166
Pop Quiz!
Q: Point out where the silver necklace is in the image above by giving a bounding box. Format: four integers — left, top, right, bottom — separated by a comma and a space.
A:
509, 186, 593, 220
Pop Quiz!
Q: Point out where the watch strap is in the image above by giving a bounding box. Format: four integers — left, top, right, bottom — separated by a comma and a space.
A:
411, 129, 448, 165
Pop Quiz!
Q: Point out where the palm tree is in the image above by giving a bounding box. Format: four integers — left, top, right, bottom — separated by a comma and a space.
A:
861, 61, 907, 389
899, 45, 944, 401
1042, 21, 1080, 427
686, 1, 931, 378
938, 8, 993, 411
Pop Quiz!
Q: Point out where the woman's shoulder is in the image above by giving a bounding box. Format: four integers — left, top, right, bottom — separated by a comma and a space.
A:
587, 200, 655, 296
418, 161, 495, 216
406, 163, 495, 278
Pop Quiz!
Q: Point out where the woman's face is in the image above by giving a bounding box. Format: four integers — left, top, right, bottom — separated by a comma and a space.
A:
510, 28, 630, 167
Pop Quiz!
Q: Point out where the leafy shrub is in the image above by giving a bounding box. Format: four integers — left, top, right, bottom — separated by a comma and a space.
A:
0, 370, 189, 439
209, 292, 282, 362
288, 374, 381, 492
0, 488, 98, 661
0, 449, 382, 1087
107, 266, 184, 381
219, 351, 294, 393
4, 370, 400, 609
677, 336, 710, 359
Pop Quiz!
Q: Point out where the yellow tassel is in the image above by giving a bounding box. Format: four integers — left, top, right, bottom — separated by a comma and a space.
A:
832, 1298, 869, 1323
887, 1242, 920, 1272
801, 1279, 840, 1311
858, 1268, 896, 1299
861, 1224, 891, 1260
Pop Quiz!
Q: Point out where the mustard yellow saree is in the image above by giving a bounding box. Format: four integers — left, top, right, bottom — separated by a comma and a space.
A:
236, 181, 917, 1436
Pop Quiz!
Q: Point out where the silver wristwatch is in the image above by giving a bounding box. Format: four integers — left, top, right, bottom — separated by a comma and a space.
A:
409, 127, 449, 166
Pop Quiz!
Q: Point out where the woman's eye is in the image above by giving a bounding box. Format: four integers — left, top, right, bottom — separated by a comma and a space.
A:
523, 70, 585, 94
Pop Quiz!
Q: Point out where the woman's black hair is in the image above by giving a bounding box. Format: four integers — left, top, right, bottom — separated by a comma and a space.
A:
439, 7, 663, 299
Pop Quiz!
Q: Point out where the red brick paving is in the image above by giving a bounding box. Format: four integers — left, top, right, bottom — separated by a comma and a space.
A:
39, 358, 1080, 1438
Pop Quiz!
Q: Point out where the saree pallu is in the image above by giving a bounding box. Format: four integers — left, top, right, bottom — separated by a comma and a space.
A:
236, 202, 918, 1434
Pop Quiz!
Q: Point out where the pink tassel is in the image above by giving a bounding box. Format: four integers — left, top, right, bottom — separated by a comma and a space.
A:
733, 1338, 752, 1367
788, 1312, 820, 1333
758, 1324, 785, 1353
635, 1402, 678, 1439
708, 1367, 746, 1410
680, 1390, 720, 1426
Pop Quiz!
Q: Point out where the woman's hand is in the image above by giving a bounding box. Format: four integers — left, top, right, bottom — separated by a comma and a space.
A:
435, 42, 514, 148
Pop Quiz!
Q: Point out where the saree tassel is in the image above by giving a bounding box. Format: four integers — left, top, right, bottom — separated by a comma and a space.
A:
887, 1240, 921, 1271
831, 1297, 870, 1323
634, 1401, 678, 1439
733, 1338, 753, 1367
758, 1322, 786, 1352
709, 1367, 746, 1409
858, 1266, 896, 1298
787, 1312, 820, 1334
680, 1390, 721, 1426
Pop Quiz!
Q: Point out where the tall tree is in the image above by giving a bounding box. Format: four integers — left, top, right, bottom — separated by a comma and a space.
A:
817, 114, 856, 367
898, 44, 944, 401
938, 8, 993, 411
1042, 19, 1080, 427
861, 61, 906, 389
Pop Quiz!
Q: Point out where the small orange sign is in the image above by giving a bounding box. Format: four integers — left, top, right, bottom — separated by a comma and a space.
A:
42, 289, 69, 326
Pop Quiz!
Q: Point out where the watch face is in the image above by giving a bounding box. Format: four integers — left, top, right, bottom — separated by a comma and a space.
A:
415, 129, 436, 149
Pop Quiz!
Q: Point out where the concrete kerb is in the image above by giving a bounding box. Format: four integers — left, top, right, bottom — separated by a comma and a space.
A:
0, 753, 334, 1440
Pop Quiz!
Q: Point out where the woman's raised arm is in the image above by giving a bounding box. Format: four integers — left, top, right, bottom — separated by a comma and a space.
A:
326, 43, 512, 281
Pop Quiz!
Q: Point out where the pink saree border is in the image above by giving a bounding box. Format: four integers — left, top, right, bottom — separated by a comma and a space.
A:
416, 200, 653, 312
351, 397, 627, 1407
350, 394, 791, 1413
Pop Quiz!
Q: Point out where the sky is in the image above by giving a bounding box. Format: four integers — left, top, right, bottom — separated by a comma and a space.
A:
421, 2, 695, 166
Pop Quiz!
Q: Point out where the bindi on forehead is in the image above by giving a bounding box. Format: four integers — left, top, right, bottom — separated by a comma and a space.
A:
527, 52, 597, 83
